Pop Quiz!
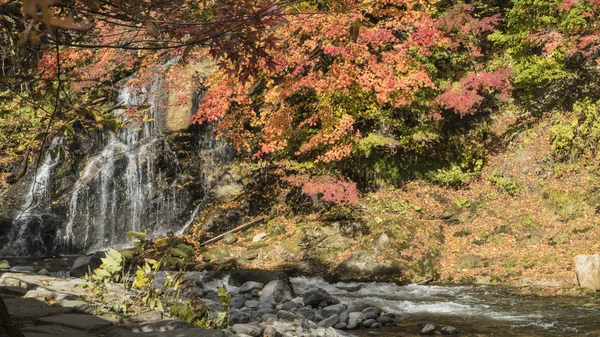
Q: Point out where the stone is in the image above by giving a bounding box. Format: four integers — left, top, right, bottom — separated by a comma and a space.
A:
0, 260, 11, 269
22, 325, 95, 337
264, 326, 279, 337
455, 254, 486, 271
244, 300, 262, 309
239, 281, 264, 294
333, 323, 347, 330
339, 310, 350, 324
5, 298, 72, 319
127, 310, 163, 322
334, 252, 403, 281
10, 266, 35, 273
251, 289, 260, 297
230, 309, 252, 324
38, 314, 117, 330
361, 319, 376, 328
231, 324, 263, 337
281, 301, 298, 311
0, 286, 28, 297
108, 328, 223, 337
376, 316, 394, 324
362, 307, 380, 319
70, 252, 104, 278
55, 299, 93, 314
277, 310, 297, 321
440, 326, 460, 335
225, 269, 291, 288
24, 288, 62, 301
346, 324, 357, 330
318, 314, 339, 328
261, 313, 278, 323
223, 233, 238, 245
321, 304, 347, 317
256, 308, 274, 314
118, 320, 189, 333
260, 280, 293, 304
575, 255, 600, 290
302, 288, 339, 306
253, 233, 267, 242
297, 307, 316, 320
37, 269, 50, 276
370, 323, 381, 329
241, 250, 259, 261
230, 296, 246, 309
347, 312, 365, 327
419, 323, 436, 335
259, 303, 274, 309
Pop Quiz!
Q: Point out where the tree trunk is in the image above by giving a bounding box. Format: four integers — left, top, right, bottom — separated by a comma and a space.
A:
0, 296, 23, 337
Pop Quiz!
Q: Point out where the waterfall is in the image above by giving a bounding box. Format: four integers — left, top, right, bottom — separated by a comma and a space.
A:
1, 68, 229, 257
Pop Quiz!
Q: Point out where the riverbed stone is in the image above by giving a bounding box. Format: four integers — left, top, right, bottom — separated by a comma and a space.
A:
226, 269, 291, 288
297, 307, 316, 320
281, 301, 298, 311
302, 288, 339, 306
361, 319, 376, 328
10, 266, 35, 273
333, 323, 346, 330
37, 269, 50, 276
419, 323, 436, 335
574, 254, 600, 290
0, 260, 11, 269
231, 324, 263, 337
108, 328, 224, 337
244, 300, 262, 308
260, 280, 292, 304
440, 326, 459, 335
112, 320, 189, 333
318, 314, 339, 328
239, 281, 264, 294
230, 309, 252, 324
321, 304, 347, 317
362, 307, 380, 319
231, 296, 246, 309
38, 313, 117, 330
376, 315, 394, 325
5, 298, 72, 319
347, 312, 365, 327
276, 310, 297, 321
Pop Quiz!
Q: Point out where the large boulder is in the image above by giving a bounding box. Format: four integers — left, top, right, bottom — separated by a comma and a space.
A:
259, 280, 293, 304
333, 252, 403, 282
575, 255, 600, 290
303, 288, 339, 306
70, 252, 105, 278
222, 269, 291, 288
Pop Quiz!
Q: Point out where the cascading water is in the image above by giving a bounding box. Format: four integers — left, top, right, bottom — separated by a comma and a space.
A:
1, 69, 228, 256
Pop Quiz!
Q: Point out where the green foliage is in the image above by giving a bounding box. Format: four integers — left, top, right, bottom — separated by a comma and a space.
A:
542, 189, 585, 222
551, 100, 600, 162
489, 169, 520, 196
92, 249, 123, 283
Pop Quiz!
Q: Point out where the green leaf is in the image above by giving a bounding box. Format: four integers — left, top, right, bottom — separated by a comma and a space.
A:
176, 243, 195, 257
167, 247, 189, 259
127, 229, 147, 242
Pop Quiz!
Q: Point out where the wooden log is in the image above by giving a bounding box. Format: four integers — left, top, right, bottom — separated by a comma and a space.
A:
200, 217, 265, 246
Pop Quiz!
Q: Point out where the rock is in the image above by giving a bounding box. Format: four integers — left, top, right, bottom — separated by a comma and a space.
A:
376, 316, 394, 324
251, 289, 260, 297
455, 254, 486, 271
361, 319, 376, 328
0, 286, 28, 297
10, 266, 35, 273
362, 307, 380, 319
419, 323, 436, 335
70, 252, 104, 278
347, 312, 365, 327
5, 298, 72, 319
37, 269, 50, 276
575, 255, 600, 290
370, 323, 381, 329
55, 299, 93, 314
253, 233, 267, 242
230, 309, 252, 324
277, 310, 298, 321
302, 288, 339, 306
346, 324, 357, 330
244, 300, 262, 309
318, 314, 339, 328
335, 284, 362, 292
22, 325, 95, 337
108, 328, 223, 337
263, 326, 279, 337
257, 308, 274, 314
24, 288, 64, 301
117, 320, 189, 333
231, 296, 246, 309
262, 313, 278, 323
231, 324, 263, 337
239, 281, 264, 294
334, 252, 403, 281
38, 314, 117, 330
440, 326, 460, 335
225, 269, 291, 288
339, 310, 350, 324
223, 233, 238, 245
241, 250, 259, 261
333, 323, 347, 330
260, 280, 293, 304
0, 260, 11, 269
321, 304, 347, 317
318, 301, 328, 308
259, 303, 274, 309
281, 301, 298, 311
298, 307, 316, 320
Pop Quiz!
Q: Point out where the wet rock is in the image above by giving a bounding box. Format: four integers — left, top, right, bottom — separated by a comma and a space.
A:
335, 284, 362, 292
239, 281, 264, 294
70, 252, 104, 278
241, 250, 259, 261
370, 323, 381, 329
440, 326, 460, 335
277, 310, 297, 321
9, 266, 35, 273
322, 304, 347, 317
333, 323, 346, 330
259, 303, 274, 309
257, 308, 274, 314
230, 309, 251, 324
419, 323, 436, 335
303, 288, 339, 306
362, 307, 380, 319
361, 319, 376, 328
251, 289, 260, 297
223, 233, 238, 245
260, 280, 293, 304
244, 300, 262, 309
575, 254, 600, 290
231, 324, 263, 337
281, 301, 298, 311
0, 260, 11, 269
231, 296, 246, 309
347, 312, 365, 327
298, 307, 316, 320
339, 310, 349, 324
376, 315, 394, 325
318, 314, 340, 328
262, 313, 278, 323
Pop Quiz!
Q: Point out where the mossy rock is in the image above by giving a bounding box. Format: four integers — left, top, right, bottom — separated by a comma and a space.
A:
409, 258, 438, 284
456, 255, 487, 271
541, 189, 586, 222
266, 221, 285, 237
203, 246, 233, 261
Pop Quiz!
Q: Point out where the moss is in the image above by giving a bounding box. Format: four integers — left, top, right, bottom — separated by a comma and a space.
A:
541, 189, 586, 222
266, 221, 285, 237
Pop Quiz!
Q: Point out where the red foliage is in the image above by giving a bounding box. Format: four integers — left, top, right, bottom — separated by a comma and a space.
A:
284, 174, 360, 206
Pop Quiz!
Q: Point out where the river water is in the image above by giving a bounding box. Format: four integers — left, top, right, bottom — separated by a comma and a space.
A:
291, 277, 600, 336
